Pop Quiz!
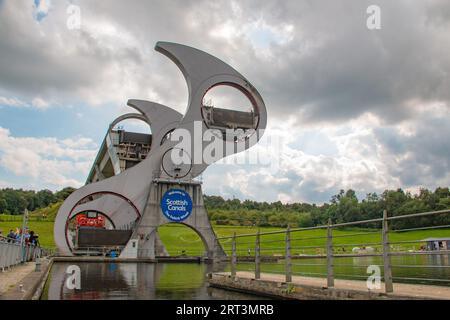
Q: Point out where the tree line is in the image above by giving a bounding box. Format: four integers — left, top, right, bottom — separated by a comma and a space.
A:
1, 186, 449, 229
0, 187, 75, 215
204, 187, 450, 229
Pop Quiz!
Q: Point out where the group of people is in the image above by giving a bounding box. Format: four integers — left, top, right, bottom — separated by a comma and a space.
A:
4, 228, 40, 246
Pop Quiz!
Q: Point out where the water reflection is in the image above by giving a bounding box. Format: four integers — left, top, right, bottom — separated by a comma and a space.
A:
42, 254, 450, 300
42, 262, 263, 300
240, 254, 450, 286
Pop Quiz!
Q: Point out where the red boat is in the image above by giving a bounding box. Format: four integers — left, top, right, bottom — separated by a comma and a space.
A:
75, 212, 105, 229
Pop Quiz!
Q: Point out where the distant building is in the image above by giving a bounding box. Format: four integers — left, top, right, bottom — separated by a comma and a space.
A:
422, 238, 450, 251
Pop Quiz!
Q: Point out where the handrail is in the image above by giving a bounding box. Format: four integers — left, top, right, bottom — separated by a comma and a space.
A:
0, 235, 49, 270
221, 208, 450, 295
217, 208, 450, 240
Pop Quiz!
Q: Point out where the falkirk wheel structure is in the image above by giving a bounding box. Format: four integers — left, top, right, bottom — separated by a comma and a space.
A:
54, 42, 267, 259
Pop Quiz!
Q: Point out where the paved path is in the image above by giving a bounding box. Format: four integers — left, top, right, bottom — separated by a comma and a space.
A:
0, 259, 51, 300
217, 271, 450, 300
0, 263, 36, 296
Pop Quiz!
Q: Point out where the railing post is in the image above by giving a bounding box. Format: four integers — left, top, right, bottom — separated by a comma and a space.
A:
255, 231, 261, 279
326, 218, 334, 288
382, 209, 393, 293
231, 232, 237, 278
213, 238, 218, 262
285, 226, 292, 283
20, 209, 29, 263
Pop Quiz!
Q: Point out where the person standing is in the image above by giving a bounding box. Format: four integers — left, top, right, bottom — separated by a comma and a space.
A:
15, 228, 23, 243
7, 229, 15, 242
29, 231, 38, 246
24, 229, 30, 245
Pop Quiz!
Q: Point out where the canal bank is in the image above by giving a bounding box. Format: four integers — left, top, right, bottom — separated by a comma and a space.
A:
208, 271, 450, 300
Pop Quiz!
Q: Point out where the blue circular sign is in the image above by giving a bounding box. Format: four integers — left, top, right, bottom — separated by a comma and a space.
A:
160, 189, 193, 222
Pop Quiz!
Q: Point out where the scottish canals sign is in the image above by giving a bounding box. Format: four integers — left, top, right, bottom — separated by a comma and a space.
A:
160, 189, 193, 222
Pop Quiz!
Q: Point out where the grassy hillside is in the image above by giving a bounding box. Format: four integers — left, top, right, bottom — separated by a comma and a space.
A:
29, 201, 63, 220
160, 224, 450, 256
2, 219, 449, 255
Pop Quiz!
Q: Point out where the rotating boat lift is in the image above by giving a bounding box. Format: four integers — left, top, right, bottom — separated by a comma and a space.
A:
54, 42, 267, 260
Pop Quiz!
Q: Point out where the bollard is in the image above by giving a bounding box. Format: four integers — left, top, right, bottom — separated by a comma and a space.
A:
35, 257, 41, 272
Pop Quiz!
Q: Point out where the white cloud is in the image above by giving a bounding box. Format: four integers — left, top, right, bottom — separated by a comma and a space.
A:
0, 127, 97, 189
204, 108, 450, 203
0, 95, 53, 110
31, 97, 50, 110
0, 96, 27, 108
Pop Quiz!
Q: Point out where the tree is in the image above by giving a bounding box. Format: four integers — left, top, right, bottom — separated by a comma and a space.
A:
0, 198, 7, 214
55, 187, 76, 201
435, 187, 450, 199
36, 189, 56, 208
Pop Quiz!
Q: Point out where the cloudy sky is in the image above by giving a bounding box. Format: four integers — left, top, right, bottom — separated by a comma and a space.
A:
0, 0, 449, 204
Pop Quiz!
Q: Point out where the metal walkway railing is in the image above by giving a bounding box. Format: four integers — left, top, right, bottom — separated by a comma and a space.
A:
0, 235, 48, 271
214, 209, 450, 294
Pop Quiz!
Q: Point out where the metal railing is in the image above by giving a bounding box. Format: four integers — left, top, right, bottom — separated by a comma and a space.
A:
215, 209, 450, 294
0, 214, 54, 222
73, 245, 125, 257
0, 235, 47, 271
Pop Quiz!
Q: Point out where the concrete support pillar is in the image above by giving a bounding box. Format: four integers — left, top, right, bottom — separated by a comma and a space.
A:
121, 181, 226, 260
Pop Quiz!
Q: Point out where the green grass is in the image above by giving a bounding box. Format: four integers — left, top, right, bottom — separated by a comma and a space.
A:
0, 202, 61, 223
224, 229, 450, 255
2, 220, 449, 255
0, 221, 55, 248
0, 214, 24, 222
213, 225, 450, 255
29, 202, 62, 220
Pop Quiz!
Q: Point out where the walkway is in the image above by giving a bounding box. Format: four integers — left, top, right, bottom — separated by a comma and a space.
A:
0, 259, 51, 300
210, 272, 450, 300
0, 263, 36, 296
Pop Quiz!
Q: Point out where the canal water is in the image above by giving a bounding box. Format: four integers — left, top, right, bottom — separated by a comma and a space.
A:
237, 254, 450, 286
40, 262, 265, 300
41, 254, 450, 300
